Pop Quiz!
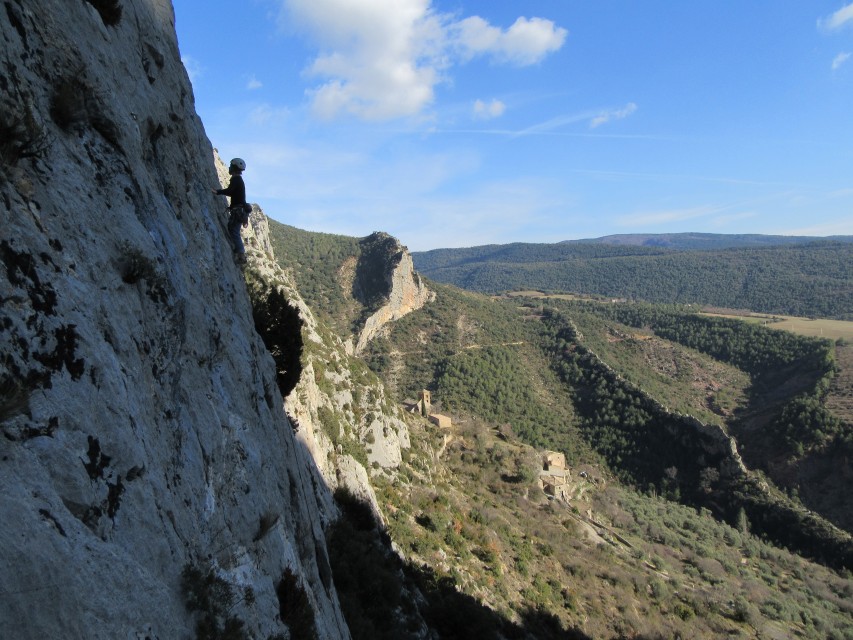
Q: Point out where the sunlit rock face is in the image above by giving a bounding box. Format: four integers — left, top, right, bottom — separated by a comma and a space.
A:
238, 200, 412, 519
0, 2, 350, 637
355, 233, 434, 355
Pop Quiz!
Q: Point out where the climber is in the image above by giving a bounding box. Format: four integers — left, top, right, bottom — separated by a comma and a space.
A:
212, 157, 250, 264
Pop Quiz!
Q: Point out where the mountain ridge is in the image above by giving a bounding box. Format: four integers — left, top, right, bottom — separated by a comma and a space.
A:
4, 3, 853, 638
412, 239, 853, 320
563, 232, 853, 250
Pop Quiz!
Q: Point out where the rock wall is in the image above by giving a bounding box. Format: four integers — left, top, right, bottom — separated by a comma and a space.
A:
239, 203, 412, 520
355, 241, 433, 355
0, 2, 349, 638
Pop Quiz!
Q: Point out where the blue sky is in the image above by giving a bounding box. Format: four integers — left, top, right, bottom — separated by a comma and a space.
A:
174, 0, 853, 251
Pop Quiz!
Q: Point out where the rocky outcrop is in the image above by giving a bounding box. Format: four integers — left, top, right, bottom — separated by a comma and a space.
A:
0, 2, 349, 638
354, 234, 433, 355
240, 204, 413, 506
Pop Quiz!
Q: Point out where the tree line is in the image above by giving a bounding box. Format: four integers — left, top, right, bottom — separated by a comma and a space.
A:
413, 242, 853, 319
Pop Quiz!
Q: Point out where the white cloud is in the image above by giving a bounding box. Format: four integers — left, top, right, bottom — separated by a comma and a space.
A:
590, 102, 637, 129
819, 3, 853, 30
246, 75, 263, 90
616, 204, 719, 227
832, 52, 851, 70
279, 0, 566, 120
451, 16, 568, 66
181, 55, 203, 83
247, 104, 290, 126
512, 111, 599, 137
473, 98, 506, 120
778, 220, 853, 236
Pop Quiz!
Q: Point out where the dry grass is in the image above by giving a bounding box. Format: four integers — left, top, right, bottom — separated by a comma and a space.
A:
700, 311, 853, 341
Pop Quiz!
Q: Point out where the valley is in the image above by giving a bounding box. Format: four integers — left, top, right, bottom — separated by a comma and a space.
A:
4, 4, 850, 638
262, 219, 853, 638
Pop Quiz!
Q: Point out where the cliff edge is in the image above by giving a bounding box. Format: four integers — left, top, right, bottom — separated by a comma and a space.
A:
0, 2, 349, 638
353, 232, 433, 355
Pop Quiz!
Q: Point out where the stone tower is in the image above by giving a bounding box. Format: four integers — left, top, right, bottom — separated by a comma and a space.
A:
418, 390, 432, 417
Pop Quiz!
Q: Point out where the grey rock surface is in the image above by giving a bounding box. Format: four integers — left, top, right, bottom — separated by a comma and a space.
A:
355, 242, 434, 355
0, 1, 350, 638
237, 197, 413, 515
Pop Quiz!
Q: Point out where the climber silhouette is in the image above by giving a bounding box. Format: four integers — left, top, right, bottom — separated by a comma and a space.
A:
213, 157, 250, 264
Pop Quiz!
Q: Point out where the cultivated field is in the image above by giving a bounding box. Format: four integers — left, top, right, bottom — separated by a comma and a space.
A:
700, 311, 853, 342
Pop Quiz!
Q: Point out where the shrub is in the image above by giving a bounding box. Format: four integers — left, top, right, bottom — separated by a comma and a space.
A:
276, 569, 318, 640
50, 75, 89, 131
180, 563, 248, 640
252, 511, 279, 542
732, 596, 755, 624
117, 243, 168, 303
0, 104, 50, 169
50, 72, 122, 147
327, 522, 403, 637
0, 372, 30, 425
247, 281, 304, 398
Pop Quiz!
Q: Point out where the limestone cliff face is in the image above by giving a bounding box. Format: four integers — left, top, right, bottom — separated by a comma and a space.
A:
0, 2, 349, 638
354, 233, 433, 355
240, 205, 412, 518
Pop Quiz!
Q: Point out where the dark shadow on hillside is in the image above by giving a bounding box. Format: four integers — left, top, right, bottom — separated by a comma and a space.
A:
327, 487, 595, 640
544, 312, 853, 571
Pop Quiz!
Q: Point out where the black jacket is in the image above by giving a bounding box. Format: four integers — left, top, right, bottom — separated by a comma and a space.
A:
216, 174, 246, 207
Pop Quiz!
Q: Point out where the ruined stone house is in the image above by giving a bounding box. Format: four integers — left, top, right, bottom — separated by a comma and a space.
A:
429, 414, 452, 429
539, 450, 571, 500
405, 390, 452, 429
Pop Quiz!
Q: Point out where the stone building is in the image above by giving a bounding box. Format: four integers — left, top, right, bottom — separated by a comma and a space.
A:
429, 414, 452, 429
405, 390, 452, 429
539, 450, 571, 500
407, 389, 431, 417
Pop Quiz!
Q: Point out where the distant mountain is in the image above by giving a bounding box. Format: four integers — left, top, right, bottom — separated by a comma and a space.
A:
565, 232, 853, 251
412, 240, 853, 320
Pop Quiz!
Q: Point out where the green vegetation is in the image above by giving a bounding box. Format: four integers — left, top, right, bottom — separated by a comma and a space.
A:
266, 221, 361, 331
565, 307, 751, 424
570, 231, 853, 250
181, 563, 251, 640
326, 488, 420, 640
267, 222, 853, 635
561, 301, 845, 457
361, 262, 851, 567
245, 271, 304, 399
773, 393, 845, 453
369, 417, 853, 639
568, 301, 835, 377
275, 569, 318, 640
50, 72, 122, 148
540, 309, 727, 500
435, 345, 577, 451
0, 104, 50, 170
413, 241, 853, 319
118, 241, 169, 304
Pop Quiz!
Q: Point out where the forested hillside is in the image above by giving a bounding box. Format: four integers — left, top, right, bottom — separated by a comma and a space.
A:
264, 219, 853, 638
558, 301, 853, 534
413, 241, 853, 319
567, 232, 853, 250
